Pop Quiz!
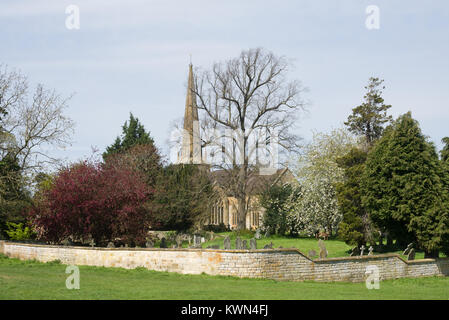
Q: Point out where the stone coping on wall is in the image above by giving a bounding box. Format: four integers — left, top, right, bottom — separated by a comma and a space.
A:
0, 240, 311, 256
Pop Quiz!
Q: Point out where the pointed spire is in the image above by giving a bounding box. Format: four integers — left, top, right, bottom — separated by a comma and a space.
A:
180, 64, 201, 164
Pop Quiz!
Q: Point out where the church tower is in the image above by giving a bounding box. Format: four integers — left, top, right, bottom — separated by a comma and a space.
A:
179, 64, 202, 164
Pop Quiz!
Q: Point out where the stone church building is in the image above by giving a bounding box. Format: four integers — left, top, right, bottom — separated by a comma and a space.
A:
177, 64, 295, 230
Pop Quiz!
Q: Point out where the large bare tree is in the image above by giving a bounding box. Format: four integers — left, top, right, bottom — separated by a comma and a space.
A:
0, 64, 75, 180
192, 48, 305, 230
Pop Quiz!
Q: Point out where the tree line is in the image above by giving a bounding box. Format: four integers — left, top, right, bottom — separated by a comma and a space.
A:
262, 77, 449, 258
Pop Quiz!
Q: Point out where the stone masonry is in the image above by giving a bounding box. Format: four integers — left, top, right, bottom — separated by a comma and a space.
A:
1, 241, 448, 282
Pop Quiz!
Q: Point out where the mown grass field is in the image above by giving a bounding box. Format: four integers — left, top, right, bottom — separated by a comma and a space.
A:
1, 254, 448, 300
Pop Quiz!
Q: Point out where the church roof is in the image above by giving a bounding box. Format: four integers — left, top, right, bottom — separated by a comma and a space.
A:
210, 168, 296, 195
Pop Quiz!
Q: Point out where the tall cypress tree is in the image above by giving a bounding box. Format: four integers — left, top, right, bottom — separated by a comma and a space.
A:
362, 112, 449, 257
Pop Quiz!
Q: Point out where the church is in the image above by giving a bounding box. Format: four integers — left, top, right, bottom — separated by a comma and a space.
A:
176, 64, 295, 230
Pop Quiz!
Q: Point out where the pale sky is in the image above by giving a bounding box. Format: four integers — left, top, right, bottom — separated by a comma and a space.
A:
1, 0, 448, 165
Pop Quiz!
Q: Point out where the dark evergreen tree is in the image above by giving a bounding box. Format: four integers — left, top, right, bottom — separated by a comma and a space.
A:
335, 147, 370, 246
362, 112, 449, 257
0, 154, 30, 238
260, 183, 295, 236
336, 77, 393, 246
103, 113, 155, 160
345, 77, 392, 147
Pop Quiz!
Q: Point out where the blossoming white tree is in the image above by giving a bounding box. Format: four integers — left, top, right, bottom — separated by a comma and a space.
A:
285, 128, 358, 236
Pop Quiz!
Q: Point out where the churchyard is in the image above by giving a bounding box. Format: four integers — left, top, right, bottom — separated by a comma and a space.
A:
142, 231, 435, 260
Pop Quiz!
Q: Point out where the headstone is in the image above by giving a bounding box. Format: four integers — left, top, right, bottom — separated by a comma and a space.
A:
255, 229, 261, 240
360, 245, 366, 256
160, 237, 167, 248
61, 239, 70, 246
224, 236, 231, 250
89, 239, 95, 248
206, 245, 220, 249
250, 238, 257, 250
263, 242, 273, 249
176, 238, 183, 248
350, 246, 360, 256
403, 243, 413, 256
124, 244, 128, 248
308, 250, 317, 258
107, 242, 115, 248
242, 240, 248, 249
201, 237, 206, 243
368, 246, 374, 256
264, 230, 270, 238
318, 239, 327, 259
193, 234, 202, 248
146, 240, 154, 248
407, 248, 416, 261
235, 237, 243, 250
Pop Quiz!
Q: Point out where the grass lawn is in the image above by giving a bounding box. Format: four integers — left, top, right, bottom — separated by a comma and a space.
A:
198, 232, 431, 260
1, 254, 448, 300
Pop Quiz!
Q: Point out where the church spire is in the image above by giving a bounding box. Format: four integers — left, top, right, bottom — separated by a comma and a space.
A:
180, 64, 201, 164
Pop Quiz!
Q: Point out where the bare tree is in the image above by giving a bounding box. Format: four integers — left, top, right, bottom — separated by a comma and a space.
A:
0, 64, 75, 178
192, 48, 306, 230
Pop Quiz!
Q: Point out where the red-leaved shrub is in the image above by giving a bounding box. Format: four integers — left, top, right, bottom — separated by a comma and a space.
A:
29, 160, 153, 246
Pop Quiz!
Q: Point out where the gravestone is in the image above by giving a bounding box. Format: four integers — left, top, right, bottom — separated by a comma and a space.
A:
176, 238, 183, 248
206, 245, 220, 249
255, 229, 261, 240
318, 239, 327, 259
242, 240, 248, 250
193, 234, 202, 248
89, 239, 95, 248
403, 243, 413, 256
235, 237, 243, 250
360, 245, 366, 256
201, 237, 206, 243
407, 248, 416, 261
146, 240, 154, 248
160, 237, 167, 248
308, 250, 317, 258
250, 238, 257, 250
263, 242, 273, 249
224, 236, 231, 250
350, 246, 360, 256
107, 242, 115, 248
368, 246, 374, 256
264, 230, 270, 238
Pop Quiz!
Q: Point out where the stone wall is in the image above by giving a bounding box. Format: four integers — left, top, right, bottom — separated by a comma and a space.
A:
1, 241, 448, 282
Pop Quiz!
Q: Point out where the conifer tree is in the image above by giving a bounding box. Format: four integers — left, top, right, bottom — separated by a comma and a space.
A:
345, 77, 392, 147
336, 77, 392, 245
362, 112, 449, 257
335, 147, 369, 246
103, 113, 155, 160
